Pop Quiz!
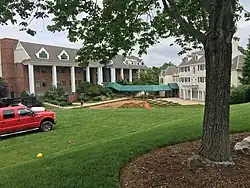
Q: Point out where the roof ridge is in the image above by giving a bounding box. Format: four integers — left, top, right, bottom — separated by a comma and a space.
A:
20, 40, 79, 50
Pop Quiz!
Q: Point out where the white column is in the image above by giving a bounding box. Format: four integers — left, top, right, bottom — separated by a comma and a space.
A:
71, 66, 76, 93
138, 69, 141, 79
97, 67, 103, 85
183, 89, 186, 99
190, 88, 193, 100
28, 64, 35, 94
198, 90, 200, 100
52, 65, 57, 89
86, 67, 90, 82
110, 68, 116, 82
120, 68, 124, 80
129, 69, 133, 82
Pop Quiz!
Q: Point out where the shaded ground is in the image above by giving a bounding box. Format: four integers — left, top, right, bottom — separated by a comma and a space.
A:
120, 132, 250, 188
89, 100, 149, 109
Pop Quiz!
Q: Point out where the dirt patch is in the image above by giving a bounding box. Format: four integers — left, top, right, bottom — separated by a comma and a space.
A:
89, 100, 150, 109
120, 132, 250, 188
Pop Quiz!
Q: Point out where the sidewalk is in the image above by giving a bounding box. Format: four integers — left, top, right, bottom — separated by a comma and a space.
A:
159, 98, 205, 105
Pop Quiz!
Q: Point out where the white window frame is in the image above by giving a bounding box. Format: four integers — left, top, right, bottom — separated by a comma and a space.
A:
58, 50, 70, 61
35, 47, 49, 59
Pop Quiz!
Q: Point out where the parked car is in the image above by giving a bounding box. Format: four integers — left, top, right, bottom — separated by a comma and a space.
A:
0, 106, 56, 137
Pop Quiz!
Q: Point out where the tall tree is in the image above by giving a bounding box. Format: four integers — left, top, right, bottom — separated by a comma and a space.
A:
239, 38, 250, 84
47, 0, 246, 163
0, 0, 48, 35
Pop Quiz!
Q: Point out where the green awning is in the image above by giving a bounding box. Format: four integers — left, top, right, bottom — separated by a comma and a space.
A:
107, 82, 172, 92
168, 83, 179, 90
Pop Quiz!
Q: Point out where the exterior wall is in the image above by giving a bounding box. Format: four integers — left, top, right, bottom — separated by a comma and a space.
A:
232, 39, 242, 59
0, 38, 20, 97
231, 70, 242, 87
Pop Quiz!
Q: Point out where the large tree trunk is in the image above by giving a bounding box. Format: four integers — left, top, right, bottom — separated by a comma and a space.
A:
198, 35, 233, 162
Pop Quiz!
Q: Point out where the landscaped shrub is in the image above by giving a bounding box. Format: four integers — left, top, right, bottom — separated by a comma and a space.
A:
77, 82, 116, 101
49, 100, 60, 106
42, 87, 72, 106
92, 96, 102, 101
59, 101, 68, 107
230, 85, 250, 104
20, 91, 30, 99
67, 101, 73, 105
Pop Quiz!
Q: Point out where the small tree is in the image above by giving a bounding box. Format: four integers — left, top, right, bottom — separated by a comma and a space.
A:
239, 37, 250, 84
0, 78, 8, 98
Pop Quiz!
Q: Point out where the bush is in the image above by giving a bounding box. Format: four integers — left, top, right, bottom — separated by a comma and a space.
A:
77, 82, 115, 101
20, 91, 30, 99
67, 101, 73, 105
48, 100, 60, 106
230, 85, 250, 104
92, 96, 102, 101
59, 101, 67, 107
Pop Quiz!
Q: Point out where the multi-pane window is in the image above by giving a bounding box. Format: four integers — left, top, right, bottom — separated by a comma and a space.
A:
60, 53, 68, 60
198, 77, 206, 83
38, 51, 48, 59
180, 77, 190, 83
36, 80, 41, 88
198, 64, 205, 71
179, 66, 190, 72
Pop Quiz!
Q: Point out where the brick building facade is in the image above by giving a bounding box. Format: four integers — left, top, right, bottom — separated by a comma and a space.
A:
0, 38, 147, 97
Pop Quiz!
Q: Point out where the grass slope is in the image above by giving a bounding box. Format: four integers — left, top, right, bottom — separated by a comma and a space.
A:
0, 104, 249, 188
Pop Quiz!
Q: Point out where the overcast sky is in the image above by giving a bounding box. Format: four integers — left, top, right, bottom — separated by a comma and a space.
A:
0, 0, 249, 67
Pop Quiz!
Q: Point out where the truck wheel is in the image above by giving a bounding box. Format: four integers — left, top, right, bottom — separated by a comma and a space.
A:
40, 121, 53, 132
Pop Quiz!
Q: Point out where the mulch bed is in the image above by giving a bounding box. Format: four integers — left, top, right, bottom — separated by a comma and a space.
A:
120, 132, 250, 188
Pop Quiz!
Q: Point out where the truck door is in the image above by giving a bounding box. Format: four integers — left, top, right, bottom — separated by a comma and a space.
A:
17, 108, 39, 130
0, 109, 19, 134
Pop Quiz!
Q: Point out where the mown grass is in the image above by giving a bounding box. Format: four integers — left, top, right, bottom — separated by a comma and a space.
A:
0, 104, 249, 188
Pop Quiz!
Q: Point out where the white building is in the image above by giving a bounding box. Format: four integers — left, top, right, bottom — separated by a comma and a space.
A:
159, 39, 244, 101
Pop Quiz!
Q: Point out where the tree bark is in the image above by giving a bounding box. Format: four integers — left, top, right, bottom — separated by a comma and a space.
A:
198, 35, 233, 162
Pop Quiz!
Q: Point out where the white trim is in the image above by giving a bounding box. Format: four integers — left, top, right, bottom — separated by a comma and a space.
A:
16, 42, 31, 59
28, 64, 35, 94
58, 50, 70, 61
70, 66, 76, 93
52, 65, 57, 89
35, 47, 49, 59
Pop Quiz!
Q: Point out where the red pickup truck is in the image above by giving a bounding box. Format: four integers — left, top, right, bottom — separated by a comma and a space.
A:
0, 106, 56, 137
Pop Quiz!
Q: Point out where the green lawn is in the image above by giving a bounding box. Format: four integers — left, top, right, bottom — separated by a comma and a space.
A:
0, 104, 249, 188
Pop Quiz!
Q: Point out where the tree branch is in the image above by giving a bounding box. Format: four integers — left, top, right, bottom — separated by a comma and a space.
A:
201, 8, 208, 31
162, 0, 205, 43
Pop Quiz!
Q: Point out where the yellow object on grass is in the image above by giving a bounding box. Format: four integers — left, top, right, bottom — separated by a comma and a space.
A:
36, 153, 43, 158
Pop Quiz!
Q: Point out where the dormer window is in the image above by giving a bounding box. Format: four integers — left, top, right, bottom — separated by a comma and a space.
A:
195, 54, 198, 61
39, 51, 48, 58
58, 50, 69, 61
35, 47, 49, 59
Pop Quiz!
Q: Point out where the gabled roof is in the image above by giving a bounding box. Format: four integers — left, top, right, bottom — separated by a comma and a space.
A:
179, 51, 205, 67
162, 66, 178, 76
18, 41, 147, 69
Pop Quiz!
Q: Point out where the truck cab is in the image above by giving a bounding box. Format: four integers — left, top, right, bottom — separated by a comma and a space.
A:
0, 106, 56, 137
